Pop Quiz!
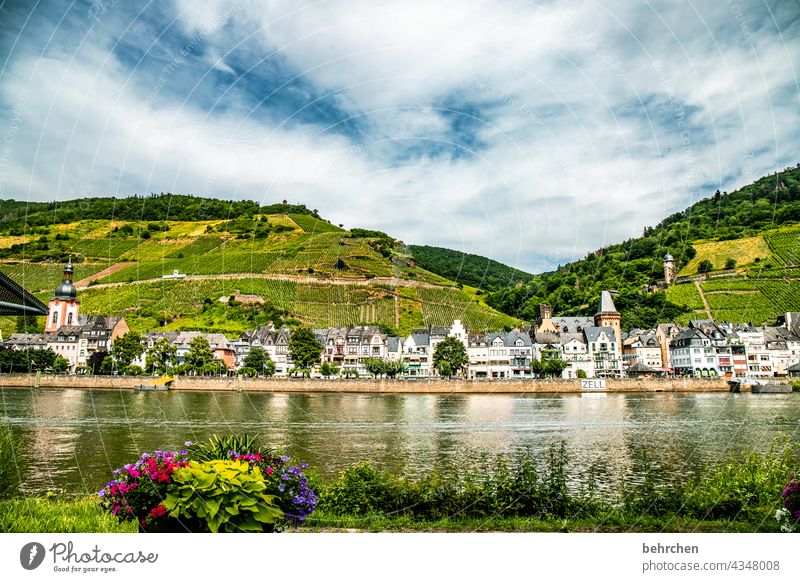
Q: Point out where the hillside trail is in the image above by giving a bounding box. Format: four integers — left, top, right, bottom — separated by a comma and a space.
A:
694, 280, 713, 319
74, 262, 134, 286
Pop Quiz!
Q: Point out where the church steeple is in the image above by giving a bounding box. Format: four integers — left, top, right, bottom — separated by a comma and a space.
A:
45, 259, 80, 332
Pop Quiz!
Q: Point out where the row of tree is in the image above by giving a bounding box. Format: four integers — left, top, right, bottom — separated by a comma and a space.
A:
0, 347, 69, 374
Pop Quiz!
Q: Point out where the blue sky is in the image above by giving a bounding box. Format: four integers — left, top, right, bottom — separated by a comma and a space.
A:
0, 0, 798, 273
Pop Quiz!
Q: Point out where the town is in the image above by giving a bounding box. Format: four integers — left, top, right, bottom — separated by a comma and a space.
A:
3, 260, 800, 380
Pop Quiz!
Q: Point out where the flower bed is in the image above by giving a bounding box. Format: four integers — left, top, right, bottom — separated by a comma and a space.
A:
776, 477, 800, 533
98, 437, 317, 533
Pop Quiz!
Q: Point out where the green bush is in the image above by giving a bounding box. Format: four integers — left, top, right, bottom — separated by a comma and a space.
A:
162, 460, 283, 532
685, 438, 798, 521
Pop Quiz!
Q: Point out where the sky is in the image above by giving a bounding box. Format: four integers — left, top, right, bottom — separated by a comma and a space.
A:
0, 0, 798, 273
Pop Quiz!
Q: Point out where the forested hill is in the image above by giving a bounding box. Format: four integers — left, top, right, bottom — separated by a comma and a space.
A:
408, 245, 532, 292
0, 194, 320, 231
485, 163, 800, 329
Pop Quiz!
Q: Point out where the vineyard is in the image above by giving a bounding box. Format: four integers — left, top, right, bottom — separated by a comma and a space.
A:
665, 283, 704, 310
287, 214, 342, 234
765, 229, 800, 266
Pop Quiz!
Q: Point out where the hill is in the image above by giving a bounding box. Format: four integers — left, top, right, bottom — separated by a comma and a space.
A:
0, 195, 519, 338
485, 163, 800, 329
407, 245, 532, 292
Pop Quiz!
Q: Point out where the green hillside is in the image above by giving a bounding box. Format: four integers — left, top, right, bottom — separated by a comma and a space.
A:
0, 195, 518, 337
486, 163, 800, 328
408, 245, 532, 292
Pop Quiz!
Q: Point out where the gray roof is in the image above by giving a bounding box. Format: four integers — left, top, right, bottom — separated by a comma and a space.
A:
628, 362, 658, 373
597, 290, 618, 314
6, 333, 47, 346
532, 331, 560, 345
387, 336, 401, 352
410, 332, 429, 346
787, 362, 800, 372
583, 326, 616, 343
559, 332, 585, 345
552, 317, 593, 333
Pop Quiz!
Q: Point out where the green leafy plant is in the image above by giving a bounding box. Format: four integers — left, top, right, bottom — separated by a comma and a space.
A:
188, 434, 261, 462
162, 460, 283, 532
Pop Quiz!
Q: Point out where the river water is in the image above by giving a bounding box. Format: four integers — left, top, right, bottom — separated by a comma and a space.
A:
1, 388, 798, 494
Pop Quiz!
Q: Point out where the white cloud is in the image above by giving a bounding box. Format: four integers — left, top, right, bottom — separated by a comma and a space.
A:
1, 0, 797, 273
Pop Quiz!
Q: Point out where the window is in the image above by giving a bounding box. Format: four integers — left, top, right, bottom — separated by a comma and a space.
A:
51, 312, 58, 324
67, 313, 73, 324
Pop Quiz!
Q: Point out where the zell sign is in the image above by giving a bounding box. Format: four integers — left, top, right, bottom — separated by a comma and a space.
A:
580, 379, 606, 391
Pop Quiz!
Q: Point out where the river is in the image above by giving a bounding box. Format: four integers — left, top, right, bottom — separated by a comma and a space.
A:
1, 387, 798, 494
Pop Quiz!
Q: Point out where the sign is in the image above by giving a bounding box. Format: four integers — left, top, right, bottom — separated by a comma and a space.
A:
580, 379, 606, 391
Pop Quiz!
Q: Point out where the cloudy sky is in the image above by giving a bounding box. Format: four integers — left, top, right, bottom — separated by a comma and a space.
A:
0, 1, 798, 273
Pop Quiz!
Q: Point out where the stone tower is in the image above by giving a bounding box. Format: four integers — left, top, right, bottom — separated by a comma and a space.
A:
663, 252, 676, 286
45, 260, 80, 332
594, 290, 621, 353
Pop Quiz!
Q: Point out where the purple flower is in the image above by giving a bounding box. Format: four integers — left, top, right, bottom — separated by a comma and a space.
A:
184, 441, 192, 447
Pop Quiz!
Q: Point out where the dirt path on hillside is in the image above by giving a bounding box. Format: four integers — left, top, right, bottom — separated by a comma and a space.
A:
703, 290, 760, 295
74, 262, 135, 286
75, 272, 446, 291
695, 280, 713, 318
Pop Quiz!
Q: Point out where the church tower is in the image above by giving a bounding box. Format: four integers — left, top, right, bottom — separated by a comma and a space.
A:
594, 290, 621, 353
45, 260, 80, 332
663, 252, 676, 286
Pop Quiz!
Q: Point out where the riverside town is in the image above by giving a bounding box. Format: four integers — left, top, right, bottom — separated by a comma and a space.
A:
3, 259, 799, 384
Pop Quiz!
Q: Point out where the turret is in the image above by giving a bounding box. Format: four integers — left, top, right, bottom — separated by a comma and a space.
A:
663, 252, 676, 286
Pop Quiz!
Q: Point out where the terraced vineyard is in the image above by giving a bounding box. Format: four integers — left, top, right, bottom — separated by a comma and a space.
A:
287, 214, 342, 234
665, 283, 704, 310
765, 229, 800, 266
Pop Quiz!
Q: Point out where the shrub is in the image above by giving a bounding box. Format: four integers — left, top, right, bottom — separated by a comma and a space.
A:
162, 460, 283, 533
0, 425, 22, 499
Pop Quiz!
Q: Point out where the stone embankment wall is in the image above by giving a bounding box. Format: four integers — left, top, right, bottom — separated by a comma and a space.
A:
0, 374, 729, 393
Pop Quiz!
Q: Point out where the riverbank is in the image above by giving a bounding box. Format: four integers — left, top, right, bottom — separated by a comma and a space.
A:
0, 374, 730, 393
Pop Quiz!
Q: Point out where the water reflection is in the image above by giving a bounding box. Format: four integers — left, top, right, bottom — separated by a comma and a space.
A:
1, 388, 798, 494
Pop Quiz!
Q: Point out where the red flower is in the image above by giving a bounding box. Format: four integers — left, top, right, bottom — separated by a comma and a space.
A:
265, 467, 273, 476
149, 505, 167, 518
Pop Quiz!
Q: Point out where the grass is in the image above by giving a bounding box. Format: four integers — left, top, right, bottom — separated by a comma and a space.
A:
679, 235, 772, 276
0, 497, 136, 533
301, 511, 768, 532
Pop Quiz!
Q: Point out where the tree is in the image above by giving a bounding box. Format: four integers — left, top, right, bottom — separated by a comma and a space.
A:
362, 357, 386, 378
110, 331, 145, 368
243, 347, 276, 377
185, 335, 214, 372
576, 369, 587, 379
432, 337, 468, 376
52, 355, 70, 374
697, 259, 713, 274
436, 360, 453, 378
384, 359, 407, 379
725, 258, 737, 270
543, 358, 568, 378
87, 350, 108, 375
100, 355, 114, 375
319, 362, 339, 378
146, 338, 178, 375
288, 328, 323, 370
